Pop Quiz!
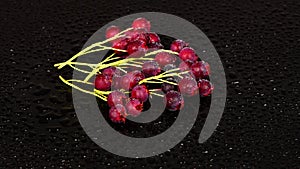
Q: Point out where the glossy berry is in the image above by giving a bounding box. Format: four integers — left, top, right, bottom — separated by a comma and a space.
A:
179, 47, 198, 62
109, 104, 127, 123
94, 74, 111, 91
147, 32, 160, 44
132, 17, 151, 32
198, 79, 214, 96
107, 91, 126, 107
161, 77, 178, 93
101, 67, 120, 78
190, 61, 211, 79
126, 98, 143, 117
178, 77, 198, 96
112, 38, 128, 54
170, 39, 189, 52
131, 85, 149, 102
127, 40, 148, 56
142, 61, 161, 77
155, 52, 176, 67
164, 90, 184, 111
106, 25, 120, 39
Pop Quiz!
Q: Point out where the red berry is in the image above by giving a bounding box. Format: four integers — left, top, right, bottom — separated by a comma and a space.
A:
164, 90, 184, 111
155, 52, 176, 67
198, 79, 214, 96
147, 32, 160, 44
106, 25, 120, 39
109, 104, 127, 123
121, 71, 145, 90
142, 61, 161, 77
126, 98, 143, 117
94, 74, 111, 91
101, 66, 120, 78
131, 85, 149, 102
127, 40, 148, 56
170, 39, 189, 52
132, 17, 151, 32
178, 77, 198, 96
107, 91, 126, 107
190, 61, 211, 79
179, 47, 198, 62
112, 38, 128, 54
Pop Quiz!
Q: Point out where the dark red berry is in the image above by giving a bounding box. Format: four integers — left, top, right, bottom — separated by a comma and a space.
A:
178, 77, 198, 96
106, 25, 120, 39
161, 77, 178, 93
112, 38, 128, 54
132, 18, 151, 32
170, 39, 189, 52
127, 40, 148, 57
107, 91, 126, 107
142, 61, 161, 77
109, 104, 127, 123
164, 90, 184, 111
155, 52, 176, 67
147, 32, 160, 44
148, 43, 164, 50
191, 61, 211, 79
131, 85, 149, 102
94, 74, 111, 91
198, 79, 214, 96
179, 47, 197, 62
126, 98, 143, 117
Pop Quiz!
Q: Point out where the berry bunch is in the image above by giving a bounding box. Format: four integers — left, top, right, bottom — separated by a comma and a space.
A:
54, 17, 214, 124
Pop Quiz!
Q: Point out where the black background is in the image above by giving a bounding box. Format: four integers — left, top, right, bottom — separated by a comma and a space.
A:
1, 0, 299, 168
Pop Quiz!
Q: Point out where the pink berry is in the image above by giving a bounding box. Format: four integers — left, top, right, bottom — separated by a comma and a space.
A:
155, 52, 176, 67
109, 104, 127, 123
178, 77, 198, 96
94, 74, 111, 91
131, 85, 149, 102
107, 91, 126, 107
101, 67, 120, 78
142, 61, 161, 77
190, 61, 211, 79
198, 79, 214, 96
106, 25, 120, 39
179, 47, 198, 62
164, 90, 184, 111
170, 39, 189, 52
132, 17, 151, 32
126, 98, 143, 117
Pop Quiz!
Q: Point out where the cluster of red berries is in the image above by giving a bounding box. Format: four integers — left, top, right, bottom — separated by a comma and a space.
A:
94, 18, 213, 123
106, 18, 163, 58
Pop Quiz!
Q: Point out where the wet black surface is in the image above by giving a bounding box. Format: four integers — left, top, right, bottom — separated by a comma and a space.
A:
1, 0, 300, 168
